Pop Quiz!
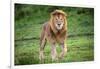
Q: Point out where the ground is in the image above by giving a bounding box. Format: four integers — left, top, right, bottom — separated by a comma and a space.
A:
15, 35, 94, 65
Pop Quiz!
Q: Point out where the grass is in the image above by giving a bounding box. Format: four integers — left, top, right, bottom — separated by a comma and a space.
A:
15, 35, 94, 65
14, 4, 94, 65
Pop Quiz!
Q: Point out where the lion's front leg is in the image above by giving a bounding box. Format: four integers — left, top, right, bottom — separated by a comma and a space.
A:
39, 36, 46, 63
51, 43, 58, 62
59, 42, 67, 59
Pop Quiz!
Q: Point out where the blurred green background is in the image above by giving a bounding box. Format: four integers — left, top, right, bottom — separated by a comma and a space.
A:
14, 4, 94, 65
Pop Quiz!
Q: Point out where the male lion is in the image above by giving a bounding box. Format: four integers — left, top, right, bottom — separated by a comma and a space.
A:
39, 10, 67, 63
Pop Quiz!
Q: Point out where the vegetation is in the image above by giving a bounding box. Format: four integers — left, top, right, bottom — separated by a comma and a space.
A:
14, 4, 94, 65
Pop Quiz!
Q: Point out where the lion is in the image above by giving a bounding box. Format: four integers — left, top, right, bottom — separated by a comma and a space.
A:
39, 10, 67, 63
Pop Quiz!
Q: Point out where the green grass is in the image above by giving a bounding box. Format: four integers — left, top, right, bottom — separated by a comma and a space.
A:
15, 35, 94, 65
14, 4, 94, 65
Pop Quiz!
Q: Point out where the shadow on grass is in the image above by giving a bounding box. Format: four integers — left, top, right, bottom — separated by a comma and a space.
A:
15, 54, 39, 65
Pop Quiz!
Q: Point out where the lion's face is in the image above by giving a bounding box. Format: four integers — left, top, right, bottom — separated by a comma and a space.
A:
53, 14, 65, 30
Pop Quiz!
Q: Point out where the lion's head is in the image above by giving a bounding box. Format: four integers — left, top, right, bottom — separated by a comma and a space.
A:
50, 10, 67, 33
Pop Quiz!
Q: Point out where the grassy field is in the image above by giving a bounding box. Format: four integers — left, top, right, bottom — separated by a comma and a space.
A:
15, 35, 94, 65
14, 4, 94, 65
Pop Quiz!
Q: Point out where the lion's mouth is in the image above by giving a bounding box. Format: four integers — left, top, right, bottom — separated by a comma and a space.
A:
58, 24, 61, 26
56, 24, 63, 30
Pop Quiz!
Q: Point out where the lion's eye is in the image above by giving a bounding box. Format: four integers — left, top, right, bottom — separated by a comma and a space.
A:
56, 19, 58, 20
60, 18, 63, 20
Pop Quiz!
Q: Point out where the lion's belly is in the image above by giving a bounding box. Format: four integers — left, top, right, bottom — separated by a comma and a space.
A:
45, 32, 64, 44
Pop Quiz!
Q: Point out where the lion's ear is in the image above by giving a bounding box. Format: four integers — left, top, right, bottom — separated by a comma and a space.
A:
63, 12, 67, 17
50, 11, 56, 16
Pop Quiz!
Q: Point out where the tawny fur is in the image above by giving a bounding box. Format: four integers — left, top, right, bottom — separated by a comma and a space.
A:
39, 10, 67, 63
